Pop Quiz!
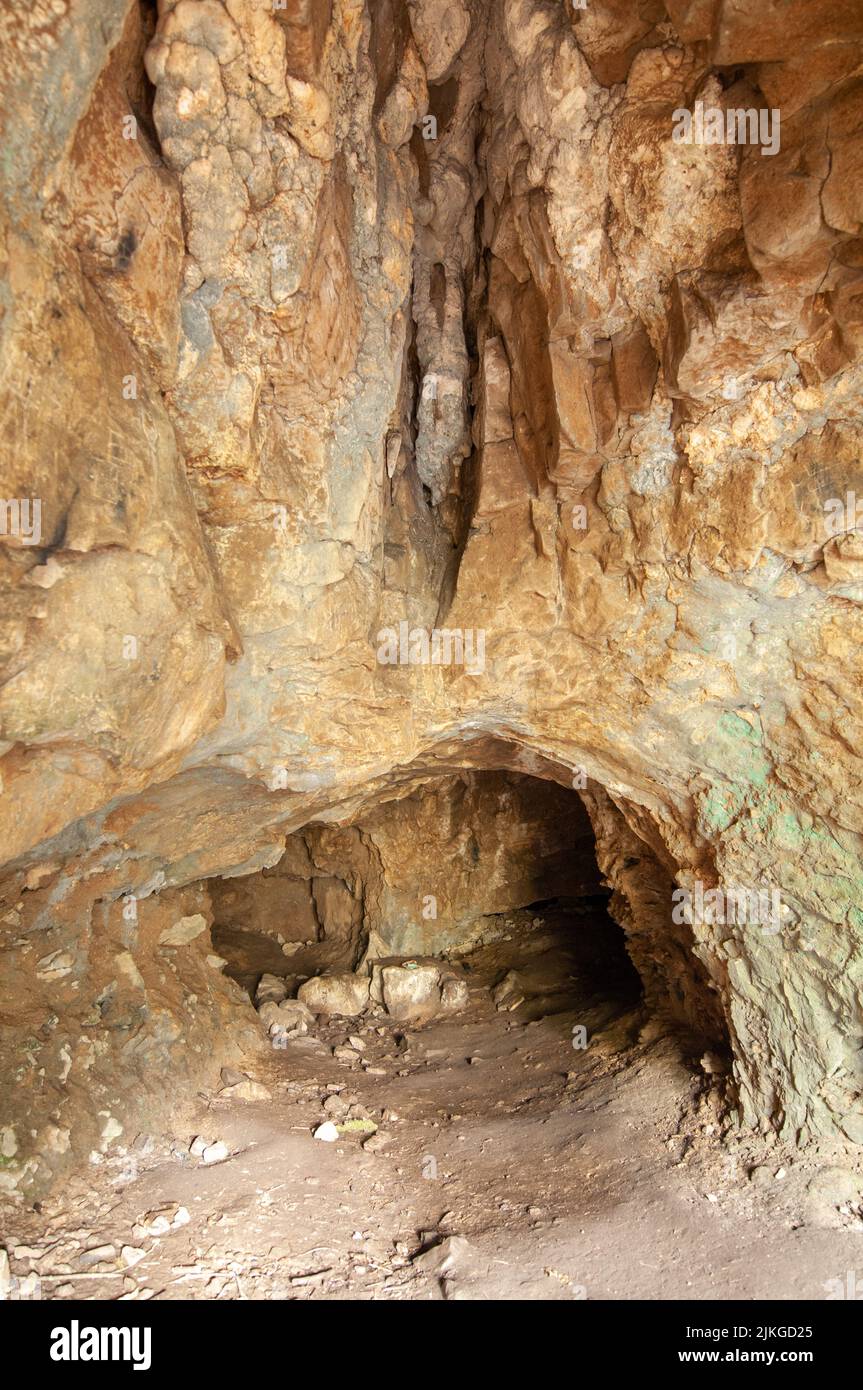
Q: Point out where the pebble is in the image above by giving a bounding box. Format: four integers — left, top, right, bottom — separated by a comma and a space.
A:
363, 1131, 391, 1153
218, 1079, 272, 1102
323, 1095, 349, 1119
79, 1244, 117, 1269
202, 1141, 229, 1165
133, 1204, 190, 1239
313, 1121, 340, 1143
413, 1235, 473, 1275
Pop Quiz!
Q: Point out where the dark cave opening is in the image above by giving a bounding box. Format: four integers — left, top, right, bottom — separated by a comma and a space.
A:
208, 771, 646, 1040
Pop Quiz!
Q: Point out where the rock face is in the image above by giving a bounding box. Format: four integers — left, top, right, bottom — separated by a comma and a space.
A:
1, 1, 862, 1193
210, 770, 603, 975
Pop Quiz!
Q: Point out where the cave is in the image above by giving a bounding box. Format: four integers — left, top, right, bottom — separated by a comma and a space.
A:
208, 771, 648, 1031
1, 0, 863, 1316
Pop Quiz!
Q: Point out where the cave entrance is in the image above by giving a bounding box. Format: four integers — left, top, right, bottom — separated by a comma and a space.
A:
209, 770, 644, 1042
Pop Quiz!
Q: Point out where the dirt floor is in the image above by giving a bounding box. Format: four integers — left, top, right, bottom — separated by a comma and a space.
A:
2, 908, 862, 1301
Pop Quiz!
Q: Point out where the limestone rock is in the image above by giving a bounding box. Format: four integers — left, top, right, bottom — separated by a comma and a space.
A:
255, 974, 288, 1007
159, 915, 208, 947
2, 0, 863, 1202
298, 974, 371, 1018
218, 1079, 272, 1103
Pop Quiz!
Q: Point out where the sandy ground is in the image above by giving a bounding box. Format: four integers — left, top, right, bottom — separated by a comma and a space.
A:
3, 909, 861, 1302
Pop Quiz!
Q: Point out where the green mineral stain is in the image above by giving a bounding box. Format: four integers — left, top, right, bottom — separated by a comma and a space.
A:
705, 712, 771, 787
699, 783, 744, 833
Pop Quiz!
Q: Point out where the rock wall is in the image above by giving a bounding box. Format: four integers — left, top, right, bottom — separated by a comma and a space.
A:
211, 770, 604, 974
1, 0, 862, 1193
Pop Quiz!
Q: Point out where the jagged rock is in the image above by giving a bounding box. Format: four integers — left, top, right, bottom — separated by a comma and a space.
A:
440, 977, 470, 1013
1, 0, 863, 1202
298, 975, 371, 1018
159, 915, 208, 947
218, 1080, 272, 1103
255, 974, 289, 1007
379, 963, 443, 1023
412, 1235, 475, 1275
201, 1142, 229, 1165
368, 958, 470, 1024
258, 999, 316, 1037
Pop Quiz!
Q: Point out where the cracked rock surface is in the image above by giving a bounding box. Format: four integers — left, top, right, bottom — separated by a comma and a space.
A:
1, 0, 862, 1197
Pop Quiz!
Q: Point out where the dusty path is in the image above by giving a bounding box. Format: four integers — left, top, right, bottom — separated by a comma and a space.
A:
3, 911, 861, 1301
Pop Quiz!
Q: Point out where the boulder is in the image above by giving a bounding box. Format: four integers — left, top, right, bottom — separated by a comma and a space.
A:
298, 973, 371, 1018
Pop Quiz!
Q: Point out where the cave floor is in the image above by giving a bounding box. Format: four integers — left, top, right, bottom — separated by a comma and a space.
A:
4, 910, 861, 1302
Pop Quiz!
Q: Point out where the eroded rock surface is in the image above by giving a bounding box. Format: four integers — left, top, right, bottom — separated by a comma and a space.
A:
1, 0, 862, 1194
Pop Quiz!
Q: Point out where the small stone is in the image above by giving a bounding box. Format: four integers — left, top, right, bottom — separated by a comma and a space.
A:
220, 1067, 245, 1087
362, 1131, 391, 1153
700, 1051, 729, 1076
121, 1246, 146, 1268
259, 999, 316, 1039
323, 1094, 350, 1119
314, 1121, 340, 1142
133, 1203, 190, 1240
255, 973, 288, 1007
492, 970, 523, 1009
347, 1034, 366, 1051
201, 1141, 229, 1164
79, 1244, 117, 1269
440, 977, 469, 1012
133, 1217, 169, 1240
0, 1248, 11, 1300
218, 1079, 272, 1102
412, 1235, 473, 1275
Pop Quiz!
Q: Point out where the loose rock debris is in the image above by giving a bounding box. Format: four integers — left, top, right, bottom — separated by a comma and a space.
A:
2, 912, 861, 1301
